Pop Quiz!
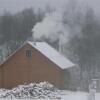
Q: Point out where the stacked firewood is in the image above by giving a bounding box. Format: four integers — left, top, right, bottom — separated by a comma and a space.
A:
0, 82, 61, 99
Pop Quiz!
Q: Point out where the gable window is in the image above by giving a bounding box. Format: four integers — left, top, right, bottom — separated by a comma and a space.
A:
26, 50, 32, 58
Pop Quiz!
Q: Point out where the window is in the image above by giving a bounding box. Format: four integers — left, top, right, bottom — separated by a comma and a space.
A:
0, 49, 3, 62
26, 50, 32, 58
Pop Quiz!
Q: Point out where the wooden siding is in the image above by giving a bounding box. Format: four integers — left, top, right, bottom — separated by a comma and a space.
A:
0, 43, 63, 88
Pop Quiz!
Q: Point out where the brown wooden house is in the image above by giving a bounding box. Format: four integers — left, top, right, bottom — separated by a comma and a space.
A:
0, 41, 75, 89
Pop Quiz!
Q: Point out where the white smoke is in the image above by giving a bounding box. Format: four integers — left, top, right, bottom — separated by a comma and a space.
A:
32, 12, 69, 43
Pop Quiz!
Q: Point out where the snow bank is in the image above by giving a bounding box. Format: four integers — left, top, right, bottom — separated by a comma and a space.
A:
0, 82, 61, 99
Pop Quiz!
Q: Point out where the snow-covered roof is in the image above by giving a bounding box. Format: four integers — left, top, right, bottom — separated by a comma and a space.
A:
28, 41, 75, 69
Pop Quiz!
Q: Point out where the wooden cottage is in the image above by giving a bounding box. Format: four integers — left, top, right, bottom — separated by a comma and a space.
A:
0, 41, 75, 89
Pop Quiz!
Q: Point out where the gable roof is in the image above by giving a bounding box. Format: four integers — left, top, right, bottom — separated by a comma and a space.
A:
0, 41, 75, 69
28, 41, 75, 69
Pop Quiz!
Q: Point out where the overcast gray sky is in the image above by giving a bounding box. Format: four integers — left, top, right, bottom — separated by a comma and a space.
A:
0, 0, 99, 14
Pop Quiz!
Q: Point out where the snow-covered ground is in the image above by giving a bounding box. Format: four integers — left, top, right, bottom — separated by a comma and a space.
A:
0, 82, 100, 100
61, 91, 100, 100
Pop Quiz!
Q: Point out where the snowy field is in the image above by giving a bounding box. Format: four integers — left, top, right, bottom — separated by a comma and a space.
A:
61, 91, 100, 100
0, 92, 100, 100
0, 82, 100, 100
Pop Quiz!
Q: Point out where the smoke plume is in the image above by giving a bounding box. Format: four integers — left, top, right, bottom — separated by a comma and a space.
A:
32, 12, 69, 44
